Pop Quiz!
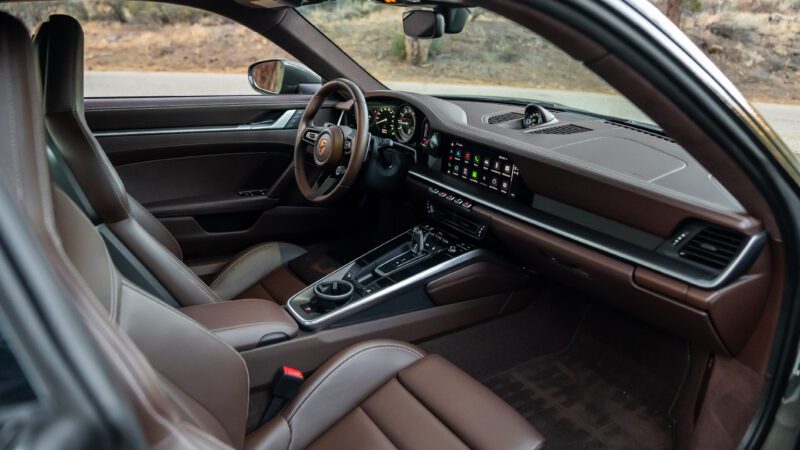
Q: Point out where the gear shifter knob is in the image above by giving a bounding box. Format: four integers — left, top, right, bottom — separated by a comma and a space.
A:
410, 226, 426, 255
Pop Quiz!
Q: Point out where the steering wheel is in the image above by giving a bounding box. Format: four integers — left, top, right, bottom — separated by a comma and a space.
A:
294, 78, 369, 204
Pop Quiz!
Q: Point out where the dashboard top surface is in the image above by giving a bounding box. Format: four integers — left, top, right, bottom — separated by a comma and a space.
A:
361, 90, 744, 216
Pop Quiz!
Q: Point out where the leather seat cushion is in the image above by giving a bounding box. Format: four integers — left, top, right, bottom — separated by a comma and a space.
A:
247, 340, 544, 450
308, 354, 545, 450
209, 242, 306, 301
231, 251, 340, 304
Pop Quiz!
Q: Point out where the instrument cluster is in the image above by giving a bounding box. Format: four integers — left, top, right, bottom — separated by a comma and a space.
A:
367, 102, 418, 144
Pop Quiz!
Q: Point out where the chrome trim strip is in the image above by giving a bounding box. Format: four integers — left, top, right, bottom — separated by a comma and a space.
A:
286, 246, 490, 329
93, 109, 296, 137
408, 170, 766, 289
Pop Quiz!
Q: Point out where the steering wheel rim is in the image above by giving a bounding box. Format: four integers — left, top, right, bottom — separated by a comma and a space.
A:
293, 78, 369, 204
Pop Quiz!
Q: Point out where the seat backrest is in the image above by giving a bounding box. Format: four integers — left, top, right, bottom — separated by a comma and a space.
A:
0, 13, 247, 449
34, 15, 220, 307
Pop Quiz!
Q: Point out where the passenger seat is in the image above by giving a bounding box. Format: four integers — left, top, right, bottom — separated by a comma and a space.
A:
1, 12, 545, 450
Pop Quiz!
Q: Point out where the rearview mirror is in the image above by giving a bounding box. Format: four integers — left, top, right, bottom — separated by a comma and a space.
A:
402, 9, 445, 39
402, 7, 470, 39
248, 59, 322, 95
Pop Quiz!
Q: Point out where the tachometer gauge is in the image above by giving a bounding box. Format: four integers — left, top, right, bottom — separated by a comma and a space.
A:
372, 106, 396, 137
395, 104, 417, 143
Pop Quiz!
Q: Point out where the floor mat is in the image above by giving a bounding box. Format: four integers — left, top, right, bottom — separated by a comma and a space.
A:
422, 285, 688, 449
420, 285, 587, 379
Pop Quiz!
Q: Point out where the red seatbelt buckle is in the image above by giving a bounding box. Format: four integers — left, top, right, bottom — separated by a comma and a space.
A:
272, 366, 304, 401
282, 366, 304, 380
261, 366, 305, 423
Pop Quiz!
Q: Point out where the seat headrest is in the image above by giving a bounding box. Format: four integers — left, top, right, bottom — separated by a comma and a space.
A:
34, 14, 85, 116
0, 12, 55, 237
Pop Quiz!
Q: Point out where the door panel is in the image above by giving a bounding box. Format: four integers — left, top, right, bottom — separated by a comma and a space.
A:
115, 151, 290, 209
86, 96, 362, 261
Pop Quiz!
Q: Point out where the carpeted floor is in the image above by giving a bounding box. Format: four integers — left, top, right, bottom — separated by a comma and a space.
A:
421, 284, 688, 449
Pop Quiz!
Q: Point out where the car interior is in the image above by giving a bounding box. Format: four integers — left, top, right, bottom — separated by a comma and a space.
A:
0, 1, 793, 449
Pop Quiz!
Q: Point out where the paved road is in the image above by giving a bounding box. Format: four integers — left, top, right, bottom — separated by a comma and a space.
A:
85, 71, 799, 154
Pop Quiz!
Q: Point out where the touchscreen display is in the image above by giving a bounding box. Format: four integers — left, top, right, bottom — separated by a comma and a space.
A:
444, 140, 521, 199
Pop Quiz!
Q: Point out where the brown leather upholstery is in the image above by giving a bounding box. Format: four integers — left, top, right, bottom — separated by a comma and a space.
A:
236, 266, 308, 304
5, 12, 544, 450
34, 14, 307, 306
252, 341, 545, 450
1, 13, 238, 448
210, 243, 306, 301
181, 299, 299, 351
54, 185, 549, 450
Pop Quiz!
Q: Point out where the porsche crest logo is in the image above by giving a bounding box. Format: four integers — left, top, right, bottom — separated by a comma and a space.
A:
318, 138, 328, 156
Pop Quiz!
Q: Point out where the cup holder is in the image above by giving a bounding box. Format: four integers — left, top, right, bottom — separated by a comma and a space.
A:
313, 279, 354, 309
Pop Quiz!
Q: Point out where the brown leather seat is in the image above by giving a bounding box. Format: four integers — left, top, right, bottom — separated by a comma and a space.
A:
2, 13, 545, 450
33, 14, 310, 307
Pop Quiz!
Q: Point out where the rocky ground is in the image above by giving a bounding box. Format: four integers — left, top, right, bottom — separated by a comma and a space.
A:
683, 11, 800, 103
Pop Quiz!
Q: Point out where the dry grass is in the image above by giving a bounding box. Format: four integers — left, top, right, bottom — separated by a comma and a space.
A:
83, 21, 293, 73
68, 6, 799, 103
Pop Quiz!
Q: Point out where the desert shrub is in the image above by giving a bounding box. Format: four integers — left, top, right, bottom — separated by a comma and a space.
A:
495, 44, 518, 63
390, 32, 406, 59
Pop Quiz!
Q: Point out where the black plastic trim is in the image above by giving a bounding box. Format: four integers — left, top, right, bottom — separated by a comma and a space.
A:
411, 169, 767, 290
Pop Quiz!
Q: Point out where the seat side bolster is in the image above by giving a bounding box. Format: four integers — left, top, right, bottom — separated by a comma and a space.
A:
272, 340, 425, 450
398, 354, 545, 450
118, 278, 250, 449
128, 194, 183, 260
244, 416, 291, 450
108, 216, 220, 306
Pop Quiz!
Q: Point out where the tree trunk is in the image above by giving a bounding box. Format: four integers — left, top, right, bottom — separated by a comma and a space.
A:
666, 0, 683, 27
404, 37, 431, 66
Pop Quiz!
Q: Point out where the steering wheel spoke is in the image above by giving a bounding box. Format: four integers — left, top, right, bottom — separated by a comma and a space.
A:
301, 126, 324, 146
309, 168, 336, 199
340, 125, 358, 155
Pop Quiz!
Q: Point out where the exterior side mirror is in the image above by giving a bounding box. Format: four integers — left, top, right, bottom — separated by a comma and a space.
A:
402, 9, 445, 39
248, 59, 322, 95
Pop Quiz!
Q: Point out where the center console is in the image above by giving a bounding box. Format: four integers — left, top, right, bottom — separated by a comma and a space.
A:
286, 224, 483, 329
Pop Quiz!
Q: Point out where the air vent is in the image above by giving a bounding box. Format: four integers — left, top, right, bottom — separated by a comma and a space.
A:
678, 226, 744, 270
487, 112, 524, 124
606, 121, 675, 143
533, 124, 591, 135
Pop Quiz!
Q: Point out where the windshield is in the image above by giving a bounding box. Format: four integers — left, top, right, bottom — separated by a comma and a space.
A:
299, 2, 655, 126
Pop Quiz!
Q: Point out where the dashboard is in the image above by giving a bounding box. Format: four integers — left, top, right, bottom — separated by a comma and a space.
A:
341, 91, 771, 356
352, 92, 765, 289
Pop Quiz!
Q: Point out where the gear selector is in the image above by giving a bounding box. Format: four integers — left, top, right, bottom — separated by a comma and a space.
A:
289, 224, 477, 328
410, 226, 427, 255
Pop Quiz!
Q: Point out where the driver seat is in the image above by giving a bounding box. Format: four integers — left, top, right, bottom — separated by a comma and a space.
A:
34, 15, 318, 307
